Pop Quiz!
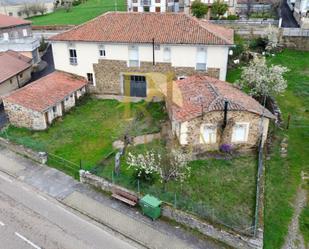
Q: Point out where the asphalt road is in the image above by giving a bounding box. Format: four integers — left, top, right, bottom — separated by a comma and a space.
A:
0, 171, 137, 249
281, 0, 299, 28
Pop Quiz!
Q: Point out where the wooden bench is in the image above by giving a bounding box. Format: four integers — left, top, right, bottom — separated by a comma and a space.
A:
111, 188, 138, 207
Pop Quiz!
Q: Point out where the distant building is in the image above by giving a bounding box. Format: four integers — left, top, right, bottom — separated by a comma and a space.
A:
0, 50, 32, 103
3, 71, 87, 130
293, 0, 309, 28
127, 0, 181, 13
0, 14, 40, 63
0, 0, 54, 19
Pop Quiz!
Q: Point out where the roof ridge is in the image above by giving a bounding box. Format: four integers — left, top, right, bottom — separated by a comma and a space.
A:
198, 19, 233, 45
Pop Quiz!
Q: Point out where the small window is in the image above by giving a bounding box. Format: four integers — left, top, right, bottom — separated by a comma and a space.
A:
22, 29, 28, 37
232, 123, 249, 143
196, 47, 207, 71
133, 6, 138, 11
19, 73, 23, 78
143, 6, 150, 12
128, 46, 139, 67
155, 7, 161, 12
99, 45, 106, 58
155, 0, 161, 3
87, 73, 94, 84
10, 79, 13, 84
69, 49, 77, 65
53, 106, 57, 113
163, 47, 171, 62
201, 124, 217, 144
17, 11, 22, 16
8, 12, 13, 16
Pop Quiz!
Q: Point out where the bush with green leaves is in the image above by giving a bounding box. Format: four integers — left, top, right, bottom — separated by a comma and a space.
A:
191, 0, 208, 18
211, 0, 228, 18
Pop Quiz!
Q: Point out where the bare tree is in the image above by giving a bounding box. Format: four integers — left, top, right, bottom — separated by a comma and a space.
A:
21, 3, 32, 18
36, 2, 47, 15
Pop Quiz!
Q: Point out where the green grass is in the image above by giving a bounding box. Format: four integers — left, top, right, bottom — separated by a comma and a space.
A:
299, 205, 309, 247
227, 49, 309, 249
0, 98, 167, 175
28, 0, 126, 25
97, 141, 257, 232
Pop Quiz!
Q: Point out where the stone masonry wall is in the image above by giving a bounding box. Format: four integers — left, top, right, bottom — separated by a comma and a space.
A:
93, 59, 220, 95
3, 101, 46, 130
185, 111, 269, 153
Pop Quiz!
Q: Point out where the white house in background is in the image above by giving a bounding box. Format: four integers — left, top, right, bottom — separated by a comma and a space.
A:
127, 0, 180, 13
49, 12, 234, 98
293, 0, 309, 28
0, 0, 54, 19
0, 14, 40, 63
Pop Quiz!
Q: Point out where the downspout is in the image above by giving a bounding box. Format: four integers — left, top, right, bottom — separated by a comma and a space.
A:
152, 38, 155, 66
222, 100, 228, 129
16, 75, 21, 88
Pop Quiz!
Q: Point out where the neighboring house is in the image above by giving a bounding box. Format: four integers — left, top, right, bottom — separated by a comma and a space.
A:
49, 12, 234, 99
0, 0, 54, 19
293, 0, 309, 28
0, 50, 32, 103
3, 71, 87, 130
0, 14, 40, 63
128, 0, 181, 12
235, 0, 272, 15
166, 75, 275, 152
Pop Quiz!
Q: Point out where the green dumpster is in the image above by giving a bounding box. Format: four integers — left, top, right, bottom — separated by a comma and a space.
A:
139, 194, 162, 220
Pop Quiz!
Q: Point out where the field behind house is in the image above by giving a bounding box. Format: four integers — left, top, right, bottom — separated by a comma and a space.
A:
28, 0, 126, 25
227, 49, 309, 249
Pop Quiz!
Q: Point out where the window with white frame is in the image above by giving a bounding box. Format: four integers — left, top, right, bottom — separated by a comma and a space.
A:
99, 45, 106, 58
196, 47, 207, 71
232, 123, 249, 143
22, 29, 28, 37
163, 47, 171, 62
69, 49, 77, 65
201, 124, 217, 144
128, 45, 139, 67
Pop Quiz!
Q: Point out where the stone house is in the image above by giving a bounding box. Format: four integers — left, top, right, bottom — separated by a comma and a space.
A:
127, 0, 181, 13
0, 50, 32, 103
3, 71, 87, 130
166, 75, 275, 152
0, 14, 40, 63
49, 12, 234, 99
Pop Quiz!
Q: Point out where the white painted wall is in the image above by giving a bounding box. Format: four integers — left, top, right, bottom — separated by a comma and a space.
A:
128, 0, 179, 12
51, 41, 230, 82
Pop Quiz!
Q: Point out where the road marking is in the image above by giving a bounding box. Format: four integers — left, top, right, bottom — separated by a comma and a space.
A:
0, 221, 5, 226
0, 174, 13, 183
15, 232, 41, 249
37, 195, 47, 201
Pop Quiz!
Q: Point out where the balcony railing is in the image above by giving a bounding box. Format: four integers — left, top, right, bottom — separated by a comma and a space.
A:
0, 37, 40, 52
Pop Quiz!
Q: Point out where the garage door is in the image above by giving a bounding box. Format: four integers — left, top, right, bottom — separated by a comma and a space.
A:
130, 75, 146, 97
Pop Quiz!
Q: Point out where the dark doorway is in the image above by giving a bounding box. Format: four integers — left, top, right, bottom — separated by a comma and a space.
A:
130, 75, 147, 97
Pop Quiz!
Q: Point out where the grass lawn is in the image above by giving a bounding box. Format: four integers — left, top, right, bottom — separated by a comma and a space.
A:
227, 49, 309, 249
96, 141, 257, 232
0, 98, 167, 176
28, 0, 126, 25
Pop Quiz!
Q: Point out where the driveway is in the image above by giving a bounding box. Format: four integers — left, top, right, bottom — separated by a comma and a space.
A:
30, 44, 55, 83
281, 0, 299, 28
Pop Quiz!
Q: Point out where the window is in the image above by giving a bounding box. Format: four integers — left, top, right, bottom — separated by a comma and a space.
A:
19, 73, 23, 78
8, 12, 13, 16
53, 106, 57, 113
98, 44, 106, 58
143, 6, 150, 12
87, 73, 94, 84
22, 29, 27, 37
155, 7, 161, 12
232, 123, 249, 143
201, 124, 217, 144
128, 46, 139, 67
17, 11, 22, 16
196, 47, 207, 71
163, 47, 171, 62
3, 33, 9, 41
155, 0, 160, 3
133, 6, 138, 11
69, 49, 77, 65
133, 0, 137, 2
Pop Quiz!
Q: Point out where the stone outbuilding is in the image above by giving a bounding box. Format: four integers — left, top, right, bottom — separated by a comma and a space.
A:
3, 71, 87, 130
0, 50, 32, 103
166, 75, 275, 153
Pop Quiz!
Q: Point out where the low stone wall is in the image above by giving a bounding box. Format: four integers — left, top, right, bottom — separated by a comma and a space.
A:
32, 25, 75, 30
0, 137, 47, 164
79, 170, 263, 249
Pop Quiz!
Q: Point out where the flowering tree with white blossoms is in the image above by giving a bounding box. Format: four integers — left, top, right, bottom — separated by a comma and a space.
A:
238, 56, 289, 98
127, 149, 191, 189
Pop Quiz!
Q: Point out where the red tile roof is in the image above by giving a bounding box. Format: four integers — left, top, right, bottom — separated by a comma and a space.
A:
169, 75, 275, 122
4, 71, 87, 112
0, 51, 32, 83
0, 14, 31, 28
50, 12, 234, 45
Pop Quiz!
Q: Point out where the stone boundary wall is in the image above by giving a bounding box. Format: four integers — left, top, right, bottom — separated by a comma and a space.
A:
32, 25, 76, 30
79, 170, 263, 249
0, 137, 47, 164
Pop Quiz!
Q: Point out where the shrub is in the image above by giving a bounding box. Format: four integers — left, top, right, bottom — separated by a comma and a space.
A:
249, 37, 268, 52
220, 144, 233, 153
191, 0, 208, 18
72, 0, 81, 6
227, 15, 239, 20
